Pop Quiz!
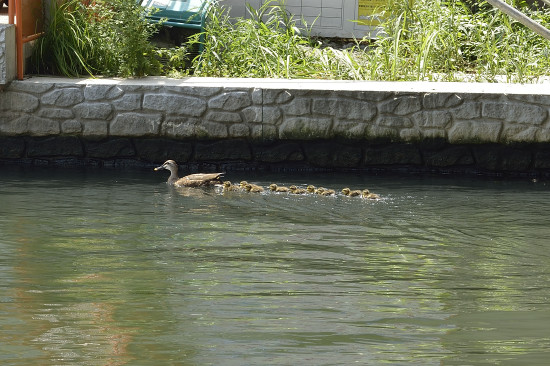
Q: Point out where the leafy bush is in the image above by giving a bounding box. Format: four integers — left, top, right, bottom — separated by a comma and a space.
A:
33, 0, 163, 77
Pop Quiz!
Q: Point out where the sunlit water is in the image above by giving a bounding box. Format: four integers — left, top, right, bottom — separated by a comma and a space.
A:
1, 165, 550, 365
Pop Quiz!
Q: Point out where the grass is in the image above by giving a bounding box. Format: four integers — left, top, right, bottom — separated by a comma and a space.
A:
187, 0, 550, 83
31, 0, 550, 83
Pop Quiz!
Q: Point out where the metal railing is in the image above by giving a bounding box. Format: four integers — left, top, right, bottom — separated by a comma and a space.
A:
8, 0, 44, 80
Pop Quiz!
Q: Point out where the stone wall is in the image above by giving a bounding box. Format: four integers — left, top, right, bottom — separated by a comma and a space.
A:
0, 25, 15, 86
1, 77, 550, 175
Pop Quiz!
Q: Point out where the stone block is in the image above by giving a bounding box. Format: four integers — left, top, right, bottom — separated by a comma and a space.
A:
61, 120, 83, 134
502, 125, 539, 143
378, 116, 413, 128
162, 117, 199, 139
284, 98, 311, 116
7, 80, 53, 94
143, 94, 206, 117
241, 106, 263, 123
473, 145, 532, 171
263, 89, 293, 104
332, 121, 369, 139
74, 103, 113, 120
252, 142, 304, 162
27, 136, 83, 157
38, 108, 75, 119
0, 137, 25, 158
195, 121, 228, 138
379, 96, 422, 115
229, 124, 250, 138
208, 91, 251, 111
423, 93, 462, 109
113, 94, 142, 111
0, 114, 29, 135
482, 101, 547, 124
304, 142, 362, 168
364, 144, 422, 165
195, 140, 252, 161
451, 101, 481, 120
27, 116, 61, 136
85, 138, 135, 158
424, 146, 474, 167
312, 99, 377, 121
448, 120, 502, 143
0, 92, 39, 112
110, 113, 162, 136
84, 85, 124, 100
412, 110, 451, 129
82, 120, 109, 137
42, 88, 84, 107
534, 150, 550, 169
278, 117, 332, 139
252, 88, 263, 104
261, 106, 282, 125
134, 139, 193, 162
399, 128, 422, 141
205, 111, 242, 123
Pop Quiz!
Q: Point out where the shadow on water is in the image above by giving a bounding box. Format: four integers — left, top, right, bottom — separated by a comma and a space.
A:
1, 165, 550, 365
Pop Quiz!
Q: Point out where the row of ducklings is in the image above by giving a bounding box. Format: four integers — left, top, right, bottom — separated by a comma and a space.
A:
223, 181, 381, 200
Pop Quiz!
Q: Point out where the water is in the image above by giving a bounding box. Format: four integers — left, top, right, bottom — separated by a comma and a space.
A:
1, 165, 550, 366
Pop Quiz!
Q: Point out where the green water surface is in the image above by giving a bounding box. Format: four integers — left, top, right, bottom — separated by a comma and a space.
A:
1, 166, 549, 365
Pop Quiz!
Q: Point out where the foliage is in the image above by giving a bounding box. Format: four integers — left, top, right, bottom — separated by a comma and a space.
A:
32, 0, 163, 77
32, 0, 550, 82
86, 0, 162, 77
189, 0, 550, 82
31, 0, 95, 77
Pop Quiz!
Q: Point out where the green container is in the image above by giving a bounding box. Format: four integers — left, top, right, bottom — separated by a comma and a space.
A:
141, 0, 214, 30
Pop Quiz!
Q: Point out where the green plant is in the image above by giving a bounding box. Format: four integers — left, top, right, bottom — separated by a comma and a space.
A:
31, 0, 95, 77
32, 0, 163, 77
86, 0, 163, 77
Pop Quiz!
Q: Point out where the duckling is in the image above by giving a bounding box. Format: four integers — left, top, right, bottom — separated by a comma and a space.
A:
269, 184, 290, 193
245, 183, 264, 193
289, 185, 307, 194
223, 181, 241, 192
320, 188, 336, 196
155, 160, 224, 187
362, 189, 381, 200
306, 185, 316, 193
342, 187, 362, 197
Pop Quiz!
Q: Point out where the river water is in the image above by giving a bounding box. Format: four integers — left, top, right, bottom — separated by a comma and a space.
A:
1, 165, 549, 365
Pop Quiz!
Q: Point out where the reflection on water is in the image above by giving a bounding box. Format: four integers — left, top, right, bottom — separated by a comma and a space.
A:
1, 165, 550, 365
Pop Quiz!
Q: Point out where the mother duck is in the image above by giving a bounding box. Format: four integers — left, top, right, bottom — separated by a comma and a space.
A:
154, 160, 224, 187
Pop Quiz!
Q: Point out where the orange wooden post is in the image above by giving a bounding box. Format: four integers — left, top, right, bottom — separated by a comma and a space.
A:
8, 0, 15, 24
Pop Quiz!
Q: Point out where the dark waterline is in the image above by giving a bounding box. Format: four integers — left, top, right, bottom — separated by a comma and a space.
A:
1, 165, 550, 365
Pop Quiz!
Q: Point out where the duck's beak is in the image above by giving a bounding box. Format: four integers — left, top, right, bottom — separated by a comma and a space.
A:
154, 165, 165, 171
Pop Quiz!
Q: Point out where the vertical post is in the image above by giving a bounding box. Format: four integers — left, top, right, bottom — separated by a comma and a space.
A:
15, 0, 22, 79
8, 0, 14, 23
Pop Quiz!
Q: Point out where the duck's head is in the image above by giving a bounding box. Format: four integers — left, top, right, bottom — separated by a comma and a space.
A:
361, 189, 370, 197
223, 181, 232, 187
269, 184, 278, 191
289, 185, 298, 191
306, 185, 316, 193
240, 181, 249, 187
154, 160, 178, 172
342, 188, 351, 195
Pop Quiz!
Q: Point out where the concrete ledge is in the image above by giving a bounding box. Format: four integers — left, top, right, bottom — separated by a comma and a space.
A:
1, 76, 550, 175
